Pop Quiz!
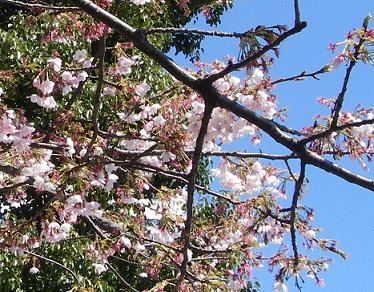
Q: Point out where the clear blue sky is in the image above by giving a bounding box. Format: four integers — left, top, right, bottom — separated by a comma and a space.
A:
174, 1, 374, 291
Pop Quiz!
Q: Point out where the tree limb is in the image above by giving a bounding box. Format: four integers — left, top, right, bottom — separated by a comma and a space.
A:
177, 103, 214, 287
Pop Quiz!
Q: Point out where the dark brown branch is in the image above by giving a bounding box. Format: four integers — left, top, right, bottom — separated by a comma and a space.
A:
0, 164, 20, 176
145, 27, 249, 38
89, 76, 122, 90
0, 179, 32, 192
121, 163, 238, 204
285, 160, 297, 182
272, 121, 303, 136
65, 70, 93, 110
300, 119, 374, 144
271, 66, 329, 85
259, 209, 291, 224
200, 151, 297, 160
31, 142, 64, 151
177, 103, 214, 287
203, 22, 307, 83
289, 160, 306, 266
293, 0, 301, 25
98, 130, 159, 141
330, 19, 369, 129
129, 143, 158, 163
83, 35, 107, 161
114, 148, 297, 161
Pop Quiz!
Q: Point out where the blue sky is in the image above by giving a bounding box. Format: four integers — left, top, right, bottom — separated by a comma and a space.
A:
174, 1, 374, 291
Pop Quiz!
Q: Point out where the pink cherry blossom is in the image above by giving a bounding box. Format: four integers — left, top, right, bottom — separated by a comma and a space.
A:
39, 80, 55, 95
47, 57, 62, 72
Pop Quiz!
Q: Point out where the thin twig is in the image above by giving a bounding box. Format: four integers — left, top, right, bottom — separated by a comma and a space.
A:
129, 143, 158, 163
299, 118, 374, 144
271, 66, 329, 85
106, 262, 140, 292
330, 20, 369, 129
24, 250, 81, 285
272, 121, 303, 136
0, 179, 32, 192
31, 142, 65, 151
285, 160, 297, 182
203, 22, 307, 83
145, 27, 249, 38
115, 148, 297, 160
117, 162, 238, 204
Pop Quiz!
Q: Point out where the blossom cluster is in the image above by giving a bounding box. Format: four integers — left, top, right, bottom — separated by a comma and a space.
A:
0, 110, 35, 152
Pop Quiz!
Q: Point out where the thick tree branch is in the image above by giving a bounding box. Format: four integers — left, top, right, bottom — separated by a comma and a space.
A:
0, 164, 20, 176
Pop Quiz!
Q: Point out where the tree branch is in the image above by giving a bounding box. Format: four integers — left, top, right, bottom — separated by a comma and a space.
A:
177, 103, 214, 287
203, 22, 307, 83
24, 250, 81, 285
121, 163, 238, 204
293, 0, 301, 25
271, 66, 329, 85
330, 19, 369, 129
300, 118, 374, 144
83, 35, 107, 161
0, 164, 20, 176
106, 262, 140, 292
289, 160, 305, 266
114, 147, 297, 161
145, 27, 247, 38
